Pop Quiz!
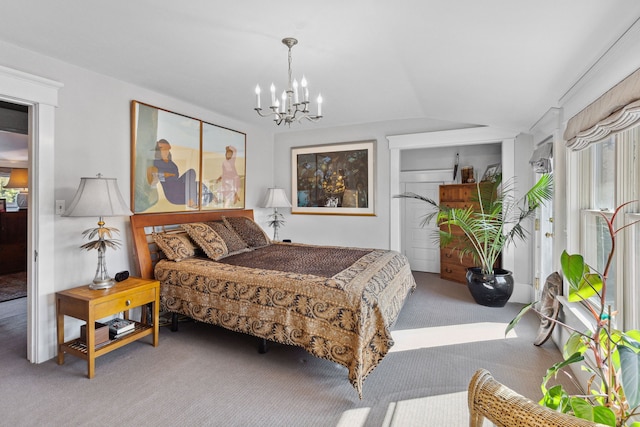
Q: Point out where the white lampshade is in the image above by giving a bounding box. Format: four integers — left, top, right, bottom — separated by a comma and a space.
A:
4, 168, 28, 189
262, 188, 291, 209
64, 176, 133, 218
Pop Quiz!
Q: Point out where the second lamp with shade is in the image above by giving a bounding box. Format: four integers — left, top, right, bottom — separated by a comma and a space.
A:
63, 174, 133, 290
4, 168, 29, 209
262, 188, 291, 241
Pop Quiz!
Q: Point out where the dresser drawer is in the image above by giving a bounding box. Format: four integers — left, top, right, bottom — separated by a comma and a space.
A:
440, 260, 469, 284
441, 201, 475, 210
440, 183, 477, 202
94, 287, 157, 319
441, 248, 475, 267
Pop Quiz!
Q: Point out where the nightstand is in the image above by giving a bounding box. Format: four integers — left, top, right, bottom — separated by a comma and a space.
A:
56, 277, 159, 378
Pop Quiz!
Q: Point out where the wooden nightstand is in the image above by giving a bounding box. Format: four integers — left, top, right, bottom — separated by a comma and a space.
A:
56, 277, 160, 378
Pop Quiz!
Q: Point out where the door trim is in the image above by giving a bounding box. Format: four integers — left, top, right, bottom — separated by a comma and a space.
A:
0, 65, 62, 363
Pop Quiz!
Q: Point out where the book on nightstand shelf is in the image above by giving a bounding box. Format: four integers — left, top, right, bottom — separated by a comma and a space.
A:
110, 329, 136, 340
80, 322, 110, 347
105, 318, 135, 336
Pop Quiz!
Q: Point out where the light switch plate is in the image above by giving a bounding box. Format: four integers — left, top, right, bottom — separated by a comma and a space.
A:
55, 200, 65, 215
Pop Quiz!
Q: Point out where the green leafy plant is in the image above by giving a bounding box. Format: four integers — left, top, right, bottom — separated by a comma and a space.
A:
396, 173, 553, 275
507, 202, 640, 426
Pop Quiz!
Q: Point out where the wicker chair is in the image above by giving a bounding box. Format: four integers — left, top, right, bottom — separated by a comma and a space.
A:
468, 369, 605, 427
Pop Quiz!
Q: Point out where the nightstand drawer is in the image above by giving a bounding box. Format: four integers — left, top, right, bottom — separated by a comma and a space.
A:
94, 287, 156, 318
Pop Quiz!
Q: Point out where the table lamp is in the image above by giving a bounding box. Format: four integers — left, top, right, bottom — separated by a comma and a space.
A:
4, 168, 29, 209
262, 187, 291, 241
63, 174, 133, 289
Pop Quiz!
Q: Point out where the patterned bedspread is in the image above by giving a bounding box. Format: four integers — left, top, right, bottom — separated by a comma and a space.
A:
154, 242, 416, 397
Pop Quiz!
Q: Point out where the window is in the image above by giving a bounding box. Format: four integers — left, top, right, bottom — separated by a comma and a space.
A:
581, 210, 616, 308
592, 137, 615, 211
579, 126, 640, 328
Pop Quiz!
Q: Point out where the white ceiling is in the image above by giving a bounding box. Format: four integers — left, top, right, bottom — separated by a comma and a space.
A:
0, 131, 28, 167
1, 1, 640, 134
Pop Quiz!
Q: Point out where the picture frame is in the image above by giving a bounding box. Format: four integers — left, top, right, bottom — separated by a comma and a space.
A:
291, 140, 375, 215
131, 101, 246, 214
482, 162, 502, 182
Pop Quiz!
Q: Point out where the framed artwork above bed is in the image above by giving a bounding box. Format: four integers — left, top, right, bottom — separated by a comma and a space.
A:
291, 140, 375, 215
131, 100, 246, 214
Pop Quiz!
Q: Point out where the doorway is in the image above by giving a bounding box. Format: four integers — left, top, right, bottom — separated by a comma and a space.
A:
534, 192, 554, 300
0, 65, 61, 363
0, 101, 29, 305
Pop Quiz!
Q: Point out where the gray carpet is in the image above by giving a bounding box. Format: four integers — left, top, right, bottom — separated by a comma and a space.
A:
0, 272, 572, 426
0, 271, 27, 302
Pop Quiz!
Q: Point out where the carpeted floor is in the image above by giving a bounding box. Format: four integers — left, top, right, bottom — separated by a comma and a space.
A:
0, 272, 575, 426
0, 271, 27, 302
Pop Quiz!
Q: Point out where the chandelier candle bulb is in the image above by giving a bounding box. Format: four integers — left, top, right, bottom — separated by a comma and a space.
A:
255, 85, 261, 109
302, 76, 308, 102
270, 83, 276, 106
293, 79, 299, 104
317, 94, 323, 116
281, 91, 286, 113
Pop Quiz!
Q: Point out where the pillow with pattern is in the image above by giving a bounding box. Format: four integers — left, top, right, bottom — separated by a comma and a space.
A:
152, 230, 196, 261
181, 222, 228, 261
206, 221, 250, 254
222, 216, 271, 248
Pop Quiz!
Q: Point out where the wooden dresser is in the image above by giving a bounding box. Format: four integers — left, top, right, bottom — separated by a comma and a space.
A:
0, 209, 27, 275
438, 183, 483, 284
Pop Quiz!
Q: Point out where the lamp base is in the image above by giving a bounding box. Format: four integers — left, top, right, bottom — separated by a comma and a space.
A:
90, 278, 115, 290
89, 241, 115, 290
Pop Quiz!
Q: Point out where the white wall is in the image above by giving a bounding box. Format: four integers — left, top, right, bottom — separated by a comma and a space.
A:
0, 40, 273, 360
401, 143, 501, 183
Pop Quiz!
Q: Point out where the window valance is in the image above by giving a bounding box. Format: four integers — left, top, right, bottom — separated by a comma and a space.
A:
564, 67, 640, 150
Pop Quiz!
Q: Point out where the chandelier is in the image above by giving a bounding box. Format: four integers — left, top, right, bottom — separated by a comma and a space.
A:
254, 37, 323, 126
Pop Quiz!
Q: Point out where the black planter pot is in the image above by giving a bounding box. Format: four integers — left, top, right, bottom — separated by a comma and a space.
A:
466, 267, 514, 307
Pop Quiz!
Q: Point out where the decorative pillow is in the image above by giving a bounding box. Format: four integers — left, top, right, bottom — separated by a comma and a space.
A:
206, 221, 249, 254
222, 216, 271, 248
152, 230, 196, 261
181, 222, 228, 260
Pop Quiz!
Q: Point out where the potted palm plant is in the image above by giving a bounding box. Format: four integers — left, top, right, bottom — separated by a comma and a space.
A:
507, 202, 640, 426
397, 173, 553, 307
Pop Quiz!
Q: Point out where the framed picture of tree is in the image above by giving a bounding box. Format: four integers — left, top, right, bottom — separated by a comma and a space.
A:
291, 140, 375, 215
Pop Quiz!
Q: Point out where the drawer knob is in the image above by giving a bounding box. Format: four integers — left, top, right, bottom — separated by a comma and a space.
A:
126, 299, 131, 306
445, 268, 453, 273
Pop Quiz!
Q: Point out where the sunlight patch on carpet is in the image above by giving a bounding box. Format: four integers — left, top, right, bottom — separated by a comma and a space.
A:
382, 392, 492, 427
390, 322, 517, 352
336, 407, 370, 427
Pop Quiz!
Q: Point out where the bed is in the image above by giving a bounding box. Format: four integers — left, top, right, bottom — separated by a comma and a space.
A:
130, 209, 415, 397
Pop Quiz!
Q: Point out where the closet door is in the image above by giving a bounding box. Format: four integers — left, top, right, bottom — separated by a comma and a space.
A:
402, 182, 441, 272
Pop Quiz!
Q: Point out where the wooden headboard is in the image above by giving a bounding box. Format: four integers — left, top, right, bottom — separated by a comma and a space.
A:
130, 209, 255, 279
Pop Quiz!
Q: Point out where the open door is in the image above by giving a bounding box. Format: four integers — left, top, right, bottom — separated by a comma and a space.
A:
531, 141, 554, 300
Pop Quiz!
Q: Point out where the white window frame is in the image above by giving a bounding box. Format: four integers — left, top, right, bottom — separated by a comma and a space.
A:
624, 213, 640, 329
576, 126, 640, 330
